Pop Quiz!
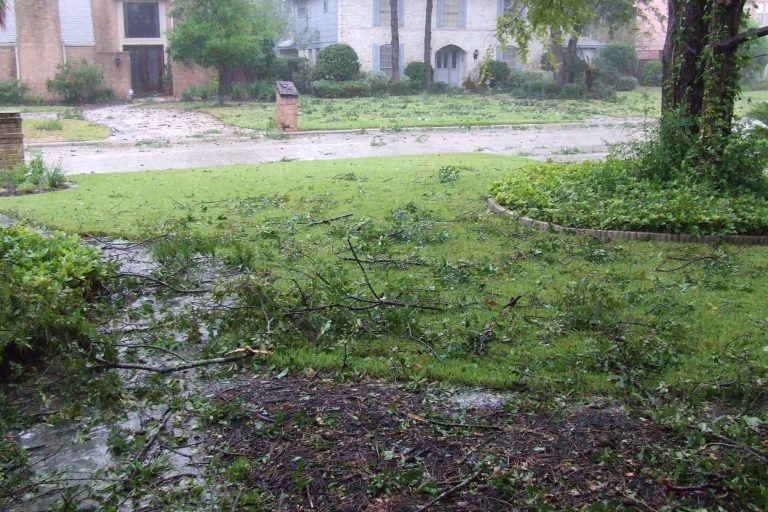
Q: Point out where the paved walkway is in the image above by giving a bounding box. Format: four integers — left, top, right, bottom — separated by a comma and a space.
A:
32, 119, 645, 175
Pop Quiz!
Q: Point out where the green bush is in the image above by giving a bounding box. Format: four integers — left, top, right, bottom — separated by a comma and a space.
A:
595, 57, 621, 86
490, 160, 768, 235
0, 226, 114, 376
480, 60, 511, 86
598, 41, 638, 76
280, 56, 311, 92
249, 80, 275, 101
311, 80, 370, 98
404, 61, 425, 86
364, 72, 391, 95
560, 82, 586, 99
180, 86, 198, 102
389, 79, 420, 96
642, 60, 663, 87
229, 83, 246, 101
616, 75, 638, 91
45, 59, 111, 103
523, 78, 559, 98
0, 153, 65, 191
0, 80, 27, 104
589, 80, 618, 101
428, 81, 450, 94
507, 69, 548, 88
311, 44, 361, 81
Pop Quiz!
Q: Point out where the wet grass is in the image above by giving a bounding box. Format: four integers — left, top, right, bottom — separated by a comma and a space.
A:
1, 153, 766, 401
23, 118, 111, 141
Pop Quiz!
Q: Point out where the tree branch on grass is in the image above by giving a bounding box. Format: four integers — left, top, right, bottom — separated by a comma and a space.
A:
95, 348, 271, 374
116, 272, 210, 294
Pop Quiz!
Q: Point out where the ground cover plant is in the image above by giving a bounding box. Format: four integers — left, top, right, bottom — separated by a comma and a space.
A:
1, 154, 766, 509
0, 153, 66, 195
22, 117, 110, 142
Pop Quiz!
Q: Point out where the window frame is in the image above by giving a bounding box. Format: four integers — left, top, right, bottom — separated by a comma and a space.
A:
123, 1, 161, 39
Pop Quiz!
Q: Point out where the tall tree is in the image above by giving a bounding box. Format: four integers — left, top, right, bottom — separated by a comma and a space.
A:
390, 0, 400, 81
424, 0, 433, 89
168, 0, 283, 104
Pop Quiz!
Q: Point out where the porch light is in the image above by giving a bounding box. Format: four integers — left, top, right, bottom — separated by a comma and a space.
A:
473, 49, 479, 60
115, 54, 122, 67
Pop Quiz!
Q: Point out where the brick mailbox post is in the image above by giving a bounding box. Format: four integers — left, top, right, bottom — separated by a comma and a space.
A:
276, 81, 299, 133
0, 112, 24, 170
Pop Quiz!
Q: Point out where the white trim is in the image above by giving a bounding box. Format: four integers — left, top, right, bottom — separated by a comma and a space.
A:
117, 0, 169, 50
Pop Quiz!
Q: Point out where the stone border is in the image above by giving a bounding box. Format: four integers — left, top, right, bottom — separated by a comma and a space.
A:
486, 197, 768, 245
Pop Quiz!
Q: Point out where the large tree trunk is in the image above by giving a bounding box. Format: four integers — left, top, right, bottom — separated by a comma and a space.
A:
390, 0, 400, 81
424, 0, 433, 89
661, 0, 750, 174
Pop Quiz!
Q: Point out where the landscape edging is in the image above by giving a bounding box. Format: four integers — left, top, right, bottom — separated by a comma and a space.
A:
486, 197, 768, 245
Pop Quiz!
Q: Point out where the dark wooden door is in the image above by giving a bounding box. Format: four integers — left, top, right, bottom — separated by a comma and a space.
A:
124, 45, 165, 94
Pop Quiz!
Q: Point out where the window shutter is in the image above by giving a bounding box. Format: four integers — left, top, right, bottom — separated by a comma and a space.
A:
496, 47, 502, 61
459, 0, 467, 28
398, 0, 405, 27
497, 0, 505, 15
373, 0, 380, 26
436, 0, 444, 28
399, 43, 405, 77
373, 44, 381, 72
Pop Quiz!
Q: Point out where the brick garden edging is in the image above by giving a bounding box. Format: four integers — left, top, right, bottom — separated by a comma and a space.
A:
486, 197, 768, 245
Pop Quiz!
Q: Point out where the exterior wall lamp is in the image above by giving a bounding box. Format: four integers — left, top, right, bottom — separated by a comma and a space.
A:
473, 49, 479, 60
115, 54, 122, 67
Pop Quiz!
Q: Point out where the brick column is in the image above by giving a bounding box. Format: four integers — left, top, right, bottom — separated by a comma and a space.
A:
275, 81, 299, 132
0, 112, 24, 170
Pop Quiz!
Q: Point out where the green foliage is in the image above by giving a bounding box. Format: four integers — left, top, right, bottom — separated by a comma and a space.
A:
35, 119, 63, 131
641, 60, 662, 87
615, 75, 638, 91
311, 44, 361, 81
597, 41, 638, 76
0, 79, 27, 104
229, 83, 246, 101
180, 86, 198, 102
311, 80, 369, 98
249, 80, 276, 101
45, 59, 110, 103
404, 61, 425, 85
389, 79, 421, 96
168, 0, 283, 93
480, 60, 511, 86
560, 82, 586, 99
0, 226, 113, 375
490, 160, 768, 234
0, 153, 65, 192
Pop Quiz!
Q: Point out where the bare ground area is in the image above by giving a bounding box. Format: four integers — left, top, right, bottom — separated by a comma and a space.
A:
213, 375, 715, 512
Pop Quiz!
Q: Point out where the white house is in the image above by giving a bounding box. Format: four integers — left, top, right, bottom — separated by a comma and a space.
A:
284, 0, 547, 86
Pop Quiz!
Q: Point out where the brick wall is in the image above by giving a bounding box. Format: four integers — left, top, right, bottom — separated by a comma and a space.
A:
96, 51, 132, 100
171, 62, 213, 96
0, 47, 17, 82
277, 94, 298, 132
15, 0, 63, 98
0, 112, 23, 171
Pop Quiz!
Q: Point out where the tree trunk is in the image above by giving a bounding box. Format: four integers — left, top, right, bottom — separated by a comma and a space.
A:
217, 65, 232, 106
424, 0, 433, 89
661, 0, 748, 172
390, 0, 400, 81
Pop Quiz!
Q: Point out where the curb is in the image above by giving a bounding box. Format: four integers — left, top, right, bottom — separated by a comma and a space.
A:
486, 197, 768, 245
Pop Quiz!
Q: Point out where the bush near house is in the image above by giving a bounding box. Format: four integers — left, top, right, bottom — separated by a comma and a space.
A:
642, 60, 663, 87
597, 41, 638, 76
616, 75, 638, 91
404, 61, 425, 86
311, 44, 361, 82
480, 59, 511, 86
311, 80, 370, 98
46, 59, 112, 103
0, 80, 28, 104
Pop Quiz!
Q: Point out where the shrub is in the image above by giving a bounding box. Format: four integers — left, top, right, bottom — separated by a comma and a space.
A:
560, 82, 586, 99
311, 80, 370, 98
404, 61, 425, 86
589, 80, 618, 101
616, 75, 638, 91
180, 86, 198, 102
0, 226, 114, 377
642, 60, 663, 87
489, 160, 768, 235
36, 119, 63, 131
429, 81, 450, 94
523, 78, 559, 98
46, 59, 110, 103
507, 69, 548, 88
229, 83, 246, 101
280, 57, 311, 92
389, 79, 420, 96
595, 57, 621, 86
311, 44, 361, 81
480, 60, 511, 86
0, 80, 27, 104
597, 41, 638, 76
364, 72, 391, 95
249, 80, 275, 101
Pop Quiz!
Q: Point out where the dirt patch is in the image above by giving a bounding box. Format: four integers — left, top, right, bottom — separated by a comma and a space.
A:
212, 376, 694, 511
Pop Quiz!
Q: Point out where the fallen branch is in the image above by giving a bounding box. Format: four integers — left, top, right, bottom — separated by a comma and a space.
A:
415, 464, 485, 512
95, 348, 271, 374
116, 272, 210, 294
340, 255, 427, 267
137, 408, 174, 460
307, 213, 352, 226
404, 412, 502, 431
655, 255, 721, 273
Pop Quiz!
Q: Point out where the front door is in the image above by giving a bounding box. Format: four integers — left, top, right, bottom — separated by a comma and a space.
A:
124, 45, 165, 95
434, 45, 465, 86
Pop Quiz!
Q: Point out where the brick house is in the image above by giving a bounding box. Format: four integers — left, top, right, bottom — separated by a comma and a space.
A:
285, 0, 550, 87
0, 0, 209, 100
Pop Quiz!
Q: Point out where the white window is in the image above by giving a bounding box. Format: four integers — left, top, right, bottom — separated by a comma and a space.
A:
501, 47, 519, 68
297, 1, 308, 18
444, 0, 460, 28
379, 1, 392, 26
379, 44, 392, 74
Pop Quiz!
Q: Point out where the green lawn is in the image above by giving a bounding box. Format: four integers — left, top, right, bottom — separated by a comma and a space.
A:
22, 118, 111, 142
2, 153, 765, 400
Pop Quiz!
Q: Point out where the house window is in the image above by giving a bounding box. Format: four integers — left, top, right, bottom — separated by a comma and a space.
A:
379, 1, 392, 26
124, 2, 160, 38
444, 0, 460, 28
379, 44, 392, 74
323, 0, 329, 13
297, 0, 308, 18
500, 47, 519, 68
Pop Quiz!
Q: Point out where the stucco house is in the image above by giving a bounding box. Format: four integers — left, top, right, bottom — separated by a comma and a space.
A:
283, 0, 548, 86
0, 0, 209, 100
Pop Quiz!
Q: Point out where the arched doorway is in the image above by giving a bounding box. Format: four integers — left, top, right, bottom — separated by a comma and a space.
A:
434, 45, 466, 86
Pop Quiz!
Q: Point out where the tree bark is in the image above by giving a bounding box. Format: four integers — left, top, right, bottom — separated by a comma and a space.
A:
424, 0, 433, 89
390, 0, 400, 81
